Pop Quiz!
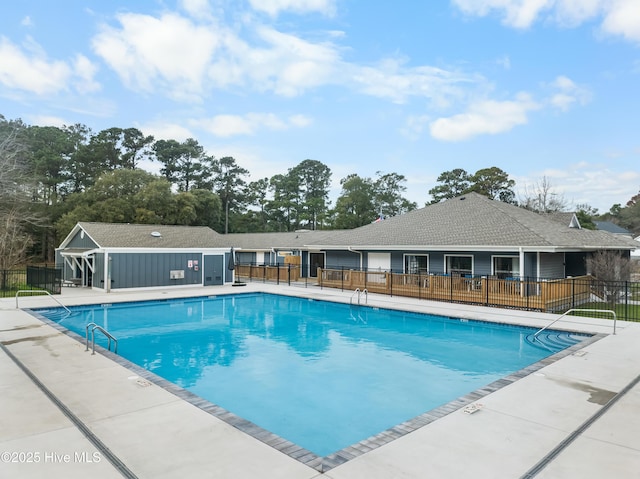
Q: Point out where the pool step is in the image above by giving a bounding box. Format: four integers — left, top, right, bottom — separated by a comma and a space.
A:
525, 331, 583, 352
37, 308, 73, 323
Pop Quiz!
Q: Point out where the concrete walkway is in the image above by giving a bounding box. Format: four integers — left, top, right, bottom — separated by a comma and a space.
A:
1, 284, 639, 478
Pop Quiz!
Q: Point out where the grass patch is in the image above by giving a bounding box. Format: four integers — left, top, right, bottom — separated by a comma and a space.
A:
563, 302, 640, 322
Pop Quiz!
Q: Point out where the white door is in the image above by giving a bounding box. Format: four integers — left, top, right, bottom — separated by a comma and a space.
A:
367, 253, 390, 283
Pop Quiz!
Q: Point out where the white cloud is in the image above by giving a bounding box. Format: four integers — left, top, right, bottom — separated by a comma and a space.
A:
601, 0, 640, 43
92, 12, 345, 100
451, 0, 640, 43
547, 75, 591, 111
21, 16, 33, 27
248, 0, 337, 17
349, 58, 474, 105
139, 121, 195, 142
199, 112, 312, 137
179, 0, 214, 19
0, 36, 72, 95
429, 92, 540, 141
245, 26, 342, 96
72, 54, 101, 94
400, 115, 431, 140
90, 10, 479, 104
452, 0, 553, 29
519, 164, 640, 212
92, 13, 220, 101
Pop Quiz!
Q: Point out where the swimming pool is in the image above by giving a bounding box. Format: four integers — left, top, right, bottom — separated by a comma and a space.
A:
34, 292, 587, 457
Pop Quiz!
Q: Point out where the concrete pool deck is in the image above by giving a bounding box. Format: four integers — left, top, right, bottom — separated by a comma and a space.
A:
1, 284, 639, 478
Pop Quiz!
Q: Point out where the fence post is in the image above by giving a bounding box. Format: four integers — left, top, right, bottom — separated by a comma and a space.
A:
341, 266, 344, 291
389, 270, 393, 297
625, 281, 629, 321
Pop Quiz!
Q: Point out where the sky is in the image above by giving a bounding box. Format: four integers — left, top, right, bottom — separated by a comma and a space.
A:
1, 0, 639, 213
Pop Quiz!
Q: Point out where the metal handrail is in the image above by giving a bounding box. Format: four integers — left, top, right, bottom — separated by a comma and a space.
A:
534, 308, 617, 338
350, 288, 368, 305
85, 322, 118, 355
15, 290, 71, 313
350, 288, 361, 305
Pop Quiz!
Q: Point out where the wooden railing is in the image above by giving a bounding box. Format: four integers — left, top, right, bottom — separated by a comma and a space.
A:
318, 269, 595, 312
235, 264, 300, 283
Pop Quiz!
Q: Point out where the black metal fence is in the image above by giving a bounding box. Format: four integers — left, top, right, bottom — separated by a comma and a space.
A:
0, 266, 62, 298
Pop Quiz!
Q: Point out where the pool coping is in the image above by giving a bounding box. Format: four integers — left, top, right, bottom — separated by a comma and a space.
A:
24, 295, 606, 473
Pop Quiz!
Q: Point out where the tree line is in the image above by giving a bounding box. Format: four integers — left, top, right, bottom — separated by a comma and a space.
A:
1, 114, 638, 268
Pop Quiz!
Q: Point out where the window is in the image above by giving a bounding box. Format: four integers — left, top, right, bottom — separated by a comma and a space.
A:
445, 255, 473, 276
493, 256, 519, 279
405, 255, 429, 274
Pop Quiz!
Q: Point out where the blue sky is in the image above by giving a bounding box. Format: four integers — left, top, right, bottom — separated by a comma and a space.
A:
1, 0, 639, 213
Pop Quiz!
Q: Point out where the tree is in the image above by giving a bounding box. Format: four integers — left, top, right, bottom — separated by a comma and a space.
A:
189, 189, 222, 229
55, 169, 166, 239
468, 167, 515, 202
0, 116, 43, 269
153, 138, 210, 192
242, 178, 271, 232
372, 171, 417, 218
289, 159, 332, 230
121, 128, 154, 169
27, 125, 73, 206
61, 123, 97, 194
428, 168, 471, 204
618, 191, 640, 236
575, 203, 597, 230
332, 174, 375, 229
519, 176, 568, 213
429, 167, 516, 204
268, 173, 301, 231
210, 156, 249, 234
586, 250, 632, 303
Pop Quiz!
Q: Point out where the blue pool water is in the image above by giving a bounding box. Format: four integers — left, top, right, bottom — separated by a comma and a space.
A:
35, 293, 585, 456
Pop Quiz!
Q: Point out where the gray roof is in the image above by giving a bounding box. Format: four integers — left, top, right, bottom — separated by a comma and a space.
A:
70, 222, 229, 249
594, 221, 632, 235
60, 195, 637, 253
222, 230, 337, 250
306, 193, 638, 252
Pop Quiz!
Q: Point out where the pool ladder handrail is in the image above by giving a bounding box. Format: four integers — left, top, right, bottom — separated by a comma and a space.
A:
534, 308, 617, 339
350, 288, 368, 305
85, 322, 118, 355
15, 290, 71, 313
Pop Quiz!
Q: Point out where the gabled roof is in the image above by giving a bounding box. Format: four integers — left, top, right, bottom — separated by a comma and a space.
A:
306, 193, 638, 252
544, 211, 581, 228
59, 222, 229, 249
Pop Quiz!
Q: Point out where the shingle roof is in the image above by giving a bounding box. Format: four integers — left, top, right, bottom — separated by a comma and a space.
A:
221, 230, 336, 250
594, 221, 632, 235
306, 193, 638, 251
76, 222, 228, 249
66, 194, 637, 253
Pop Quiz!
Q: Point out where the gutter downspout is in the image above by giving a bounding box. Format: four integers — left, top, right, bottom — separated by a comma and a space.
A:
105, 251, 111, 293
347, 247, 364, 270
519, 247, 525, 297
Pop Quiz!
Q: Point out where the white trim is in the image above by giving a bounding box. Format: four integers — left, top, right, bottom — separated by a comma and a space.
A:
403, 253, 429, 274
491, 254, 520, 277
444, 254, 474, 275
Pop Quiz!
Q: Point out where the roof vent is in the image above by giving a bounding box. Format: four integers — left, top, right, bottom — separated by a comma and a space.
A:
150, 231, 162, 238
460, 196, 466, 200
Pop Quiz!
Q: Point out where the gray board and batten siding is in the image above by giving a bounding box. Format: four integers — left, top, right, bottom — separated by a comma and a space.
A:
56, 222, 233, 291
